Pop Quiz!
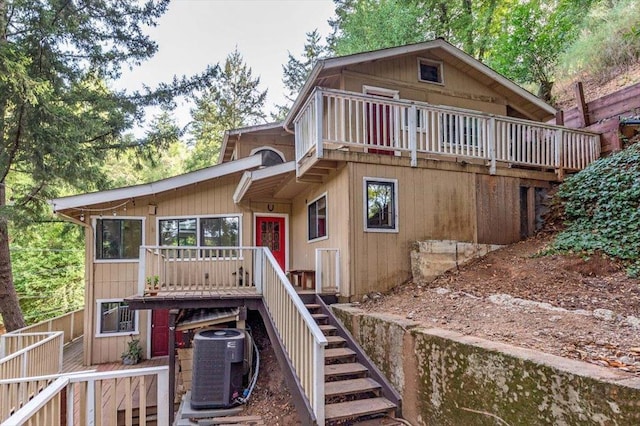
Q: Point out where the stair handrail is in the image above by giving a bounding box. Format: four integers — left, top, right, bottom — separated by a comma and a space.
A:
258, 247, 328, 424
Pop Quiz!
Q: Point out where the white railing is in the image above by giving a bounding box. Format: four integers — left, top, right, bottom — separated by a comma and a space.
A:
0, 366, 169, 425
138, 246, 259, 294
5, 309, 84, 348
259, 248, 327, 424
294, 87, 601, 174
315, 248, 340, 295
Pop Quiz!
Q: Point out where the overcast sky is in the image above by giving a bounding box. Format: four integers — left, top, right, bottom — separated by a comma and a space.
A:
116, 0, 336, 132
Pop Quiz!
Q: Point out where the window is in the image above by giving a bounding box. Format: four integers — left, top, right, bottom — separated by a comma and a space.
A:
158, 215, 241, 257
97, 300, 137, 336
308, 195, 327, 241
95, 219, 142, 260
364, 178, 398, 232
418, 58, 443, 84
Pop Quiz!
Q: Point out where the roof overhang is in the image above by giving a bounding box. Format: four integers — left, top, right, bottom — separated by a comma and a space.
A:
52, 154, 264, 213
284, 39, 556, 127
219, 122, 287, 165
233, 161, 310, 204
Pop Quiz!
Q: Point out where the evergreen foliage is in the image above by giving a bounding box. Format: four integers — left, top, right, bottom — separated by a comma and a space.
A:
0, 0, 218, 329
551, 144, 640, 276
187, 48, 267, 170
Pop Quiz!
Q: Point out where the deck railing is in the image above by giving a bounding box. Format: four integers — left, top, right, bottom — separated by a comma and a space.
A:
294, 87, 601, 175
0, 366, 169, 425
0, 333, 63, 381
315, 248, 340, 295
138, 246, 259, 294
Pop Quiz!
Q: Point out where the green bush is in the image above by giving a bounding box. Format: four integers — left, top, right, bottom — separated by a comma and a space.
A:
556, 0, 640, 82
551, 143, 640, 276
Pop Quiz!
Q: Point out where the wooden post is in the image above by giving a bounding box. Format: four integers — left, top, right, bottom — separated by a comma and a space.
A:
555, 110, 564, 126
574, 82, 590, 127
168, 309, 178, 423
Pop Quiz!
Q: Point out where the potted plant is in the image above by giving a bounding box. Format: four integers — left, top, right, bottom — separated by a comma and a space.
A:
121, 335, 143, 365
146, 275, 160, 296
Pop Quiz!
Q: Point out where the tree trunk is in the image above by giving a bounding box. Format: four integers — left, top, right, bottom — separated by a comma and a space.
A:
0, 184, 26, 331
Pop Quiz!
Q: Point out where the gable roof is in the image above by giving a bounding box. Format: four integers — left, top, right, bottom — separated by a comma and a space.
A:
284, 38, 556, 127
51, 154, 264, 213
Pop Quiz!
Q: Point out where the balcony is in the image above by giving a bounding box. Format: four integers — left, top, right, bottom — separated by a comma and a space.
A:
294, 88, 601, 179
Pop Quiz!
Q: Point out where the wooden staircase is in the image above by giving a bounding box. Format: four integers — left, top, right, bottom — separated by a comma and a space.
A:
303, 298, 401, 424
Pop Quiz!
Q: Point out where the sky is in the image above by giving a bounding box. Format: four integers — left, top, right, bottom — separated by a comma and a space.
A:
116, 0, 336, 133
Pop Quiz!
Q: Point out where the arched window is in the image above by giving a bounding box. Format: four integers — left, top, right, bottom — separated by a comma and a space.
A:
251, 147, 285, 166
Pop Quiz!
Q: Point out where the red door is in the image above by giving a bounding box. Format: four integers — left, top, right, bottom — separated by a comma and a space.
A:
256, 216, 286, 271
366, 91, 395, 155
151, 309, 169, 357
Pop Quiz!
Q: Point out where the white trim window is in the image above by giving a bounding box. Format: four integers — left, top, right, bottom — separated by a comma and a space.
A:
158, 214, 241, 257
418, 58, 444, 85
308, 193, 328, 241
95, 217, 143, 261
363, 177, 398, 232
96, 299, 138, 337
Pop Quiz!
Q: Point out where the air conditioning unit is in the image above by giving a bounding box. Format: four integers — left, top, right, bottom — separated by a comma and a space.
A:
190, 328, 245, 409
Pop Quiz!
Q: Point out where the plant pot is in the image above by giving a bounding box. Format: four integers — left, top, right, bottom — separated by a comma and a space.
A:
122, 355, 139, 365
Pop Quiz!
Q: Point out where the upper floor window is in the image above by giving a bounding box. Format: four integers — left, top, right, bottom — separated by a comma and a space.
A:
95, 218, 143, 260
251, 148, 285, 167
364, 178, 398, 232
418, 58, 443, 85
308, 194, 327, 241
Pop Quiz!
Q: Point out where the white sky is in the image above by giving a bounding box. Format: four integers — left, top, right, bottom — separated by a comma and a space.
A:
116, 0, 336, 132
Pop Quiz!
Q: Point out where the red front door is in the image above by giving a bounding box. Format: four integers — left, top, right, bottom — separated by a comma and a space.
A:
256, 216, 286, 271
151, 309, 169, 357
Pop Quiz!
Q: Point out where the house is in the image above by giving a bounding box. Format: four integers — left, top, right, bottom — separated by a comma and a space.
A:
49, 39, 600, 423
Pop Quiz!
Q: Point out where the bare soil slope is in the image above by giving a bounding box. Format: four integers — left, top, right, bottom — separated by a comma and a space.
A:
360, 235, 640, 375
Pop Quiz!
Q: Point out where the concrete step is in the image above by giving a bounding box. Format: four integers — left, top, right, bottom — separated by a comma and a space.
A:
325, 397, 396, 423
325, 377, 382, 399
325, 362, 368, 380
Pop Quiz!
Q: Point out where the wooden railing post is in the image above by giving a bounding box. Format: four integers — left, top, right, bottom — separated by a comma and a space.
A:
315, 89, 324, 159
409, 105, 417, 167
489, 117, 497, 175
313, 342, 325, 425
137, 247, 146, 296
315, 249, 322, 295
556, 129, 565, 180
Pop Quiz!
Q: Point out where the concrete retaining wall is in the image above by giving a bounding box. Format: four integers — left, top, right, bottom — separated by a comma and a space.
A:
411, 240, 503, 283
332, 305, 640, 425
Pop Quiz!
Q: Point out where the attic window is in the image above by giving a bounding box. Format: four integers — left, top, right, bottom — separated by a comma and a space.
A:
418, 58, 443, 84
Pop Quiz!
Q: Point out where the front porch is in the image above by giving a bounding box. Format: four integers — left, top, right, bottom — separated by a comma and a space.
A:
294, 88, 601, 180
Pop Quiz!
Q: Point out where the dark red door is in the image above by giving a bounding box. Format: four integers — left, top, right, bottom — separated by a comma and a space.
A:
366, 92, 395, 155
256, 216, 286, 270
151, 309, 169, 357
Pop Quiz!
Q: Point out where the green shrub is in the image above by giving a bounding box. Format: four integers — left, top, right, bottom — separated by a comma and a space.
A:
551, 143, 640, 276
556, 0, 640, 82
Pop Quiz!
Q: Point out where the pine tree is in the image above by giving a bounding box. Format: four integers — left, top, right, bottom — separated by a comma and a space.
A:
187, 48, 267, 170
0, 0, 217, 330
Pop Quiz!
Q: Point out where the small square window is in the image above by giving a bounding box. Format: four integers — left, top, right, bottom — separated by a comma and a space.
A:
308, 195, 327, 241
418, 58, 443, 84
364, 178, 398, 232
97, 300, 137, 335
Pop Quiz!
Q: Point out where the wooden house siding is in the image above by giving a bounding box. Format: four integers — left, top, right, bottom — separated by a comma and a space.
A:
340, 53, 509, 117
233, 132, 295, 162
290, 167, 351, 297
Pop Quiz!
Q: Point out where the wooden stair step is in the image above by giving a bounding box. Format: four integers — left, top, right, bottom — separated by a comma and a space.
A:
325, 362, 368, 379
326, 335, 346, 348
325, 397, 396, 422
304, 303, 321, 311
311, 313, 328, 323
325, 347, 356, 361
325, 378, 382, 398
319, 324, 337, 335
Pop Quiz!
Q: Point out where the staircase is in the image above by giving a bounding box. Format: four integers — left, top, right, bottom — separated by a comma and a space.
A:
302, 296, 401, 424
